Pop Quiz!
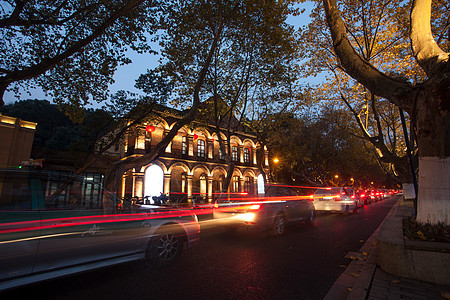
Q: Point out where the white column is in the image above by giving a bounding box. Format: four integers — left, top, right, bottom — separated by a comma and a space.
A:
187, 174, 193, 203
208, 175, 213, 202
163, 173, 171, 195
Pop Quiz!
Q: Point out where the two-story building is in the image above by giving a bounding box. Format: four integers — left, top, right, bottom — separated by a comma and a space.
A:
120, 108, 269, 204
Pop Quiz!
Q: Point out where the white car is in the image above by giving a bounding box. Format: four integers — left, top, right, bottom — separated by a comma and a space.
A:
311, 187, 358, 214
0, 169, 200, 291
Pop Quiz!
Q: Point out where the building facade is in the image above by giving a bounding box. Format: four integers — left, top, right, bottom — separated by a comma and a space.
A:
0, 113, 37, 168
120, 116, 269, 204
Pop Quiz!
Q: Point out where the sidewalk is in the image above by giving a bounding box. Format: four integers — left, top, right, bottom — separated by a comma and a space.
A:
324, 197, 450, 300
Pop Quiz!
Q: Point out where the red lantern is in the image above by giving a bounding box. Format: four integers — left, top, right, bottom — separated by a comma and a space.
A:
193, 134, 198, 140
146, 125, 155, 133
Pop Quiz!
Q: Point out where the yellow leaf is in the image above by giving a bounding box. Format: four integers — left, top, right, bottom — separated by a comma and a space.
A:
417, 230, 426, 240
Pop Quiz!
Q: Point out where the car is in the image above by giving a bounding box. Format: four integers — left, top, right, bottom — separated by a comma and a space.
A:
213, 184, 316, 236
369, 189, 382, 202
356, 190, 370, 205
0, 168, 200, 291
311, 187, 358, 214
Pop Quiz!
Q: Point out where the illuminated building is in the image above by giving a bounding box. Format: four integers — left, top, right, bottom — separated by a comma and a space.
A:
0, 114, 37, 168
120, 108, 269, 204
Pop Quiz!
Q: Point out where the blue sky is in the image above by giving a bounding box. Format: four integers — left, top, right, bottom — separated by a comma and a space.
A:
3, 1, 315, 106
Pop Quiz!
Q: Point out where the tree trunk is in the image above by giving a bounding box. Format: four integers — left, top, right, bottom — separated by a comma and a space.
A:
414, 78, 450, 224
416, 157, 450, 224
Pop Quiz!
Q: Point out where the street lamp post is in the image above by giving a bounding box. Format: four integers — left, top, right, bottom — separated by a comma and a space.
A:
334, 174, 340, 186
272, 158, 279, 182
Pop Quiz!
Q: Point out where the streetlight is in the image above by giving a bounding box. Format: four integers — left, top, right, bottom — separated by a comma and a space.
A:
272, 158, 279, 182
333, 174, 340, 186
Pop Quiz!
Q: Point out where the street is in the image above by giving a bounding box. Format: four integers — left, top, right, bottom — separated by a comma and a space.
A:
2, 196, 399, 300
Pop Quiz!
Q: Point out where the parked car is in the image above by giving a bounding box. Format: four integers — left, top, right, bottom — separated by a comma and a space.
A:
311, 187, 358, 214
0, 168, 200, 291
213, 184, 316, 236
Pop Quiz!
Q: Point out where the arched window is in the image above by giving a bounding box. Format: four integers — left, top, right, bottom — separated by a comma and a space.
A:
182, 136, 187, 155
197, 139, 205, 157
145, 165, 164, 198
244, 148, 250, 163
244, 176, 253, 194
181, 172, 187, 194
232, 146, 238, 161
232, 175, 240, 192
136, 132, 145, 149
257, 174, 265, 194
145, 129, 152, 153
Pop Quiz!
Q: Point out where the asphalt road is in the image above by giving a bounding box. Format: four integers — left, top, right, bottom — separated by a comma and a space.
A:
2, 196, 399, 300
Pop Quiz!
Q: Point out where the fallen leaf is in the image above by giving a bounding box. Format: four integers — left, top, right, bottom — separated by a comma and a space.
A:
416, 230, 427, 240
340, 265, 347, 268
360, 240, 365, 243
347, 288, 352, 292
391, 280, 400, 284
350, 272, 360, 277
362, 252, 368, 256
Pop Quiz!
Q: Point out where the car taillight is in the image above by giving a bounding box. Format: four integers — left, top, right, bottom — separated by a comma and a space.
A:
334, 195, 341, 201
351, 195, 355, 199
361, 194, 365, 198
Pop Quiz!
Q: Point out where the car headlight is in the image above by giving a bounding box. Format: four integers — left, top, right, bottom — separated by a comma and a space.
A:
237, 212, 256, 222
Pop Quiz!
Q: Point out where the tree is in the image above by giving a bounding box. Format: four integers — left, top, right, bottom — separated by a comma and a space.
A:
297, 0, 420, 186
102, 0, 227, 195
0, 0, 159, 111
0, 99, 73, 149
202, 0, 299, 192
264, 109, 390, 188
135, 0, 299, 193
322, 0, 450, 224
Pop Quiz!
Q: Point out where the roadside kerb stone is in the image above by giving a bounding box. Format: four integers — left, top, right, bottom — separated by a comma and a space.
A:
377, 201, 450, 286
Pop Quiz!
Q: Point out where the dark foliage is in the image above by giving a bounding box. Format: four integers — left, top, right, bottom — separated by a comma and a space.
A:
0, 100, 112, 152
403, 218, 450, 243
